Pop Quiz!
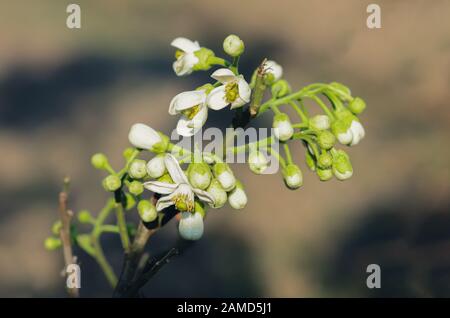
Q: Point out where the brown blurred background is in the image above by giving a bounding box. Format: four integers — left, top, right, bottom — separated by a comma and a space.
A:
0, 0, 449, 297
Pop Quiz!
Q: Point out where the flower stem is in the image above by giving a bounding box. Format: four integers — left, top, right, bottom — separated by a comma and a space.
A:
115, 202, 130, 253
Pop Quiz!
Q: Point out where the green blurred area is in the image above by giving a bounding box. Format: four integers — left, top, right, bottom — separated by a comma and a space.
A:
0, 0, 449, 297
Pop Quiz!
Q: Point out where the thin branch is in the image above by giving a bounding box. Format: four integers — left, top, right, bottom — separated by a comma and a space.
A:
57, 177, 79, 298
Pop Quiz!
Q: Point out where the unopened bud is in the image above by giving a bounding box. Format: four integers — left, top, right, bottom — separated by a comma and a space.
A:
91, 153, 109, 170
248, 150, 269, 174
317, 168, 333, 181
309, 115, 330, 131
128, 180, 144, 196
348, 97, 366, 115
213, 162, 236, 191
223, 34, 245, 57
51, 220, 62, 235
317, 130, 336, 150
271, 79, 291, 98
137, 200, 157, 223
44, 237, 62, 251
146, 154, 166, 178
206, 179, 227, 209
128, 159, 147, 179
228, 180, 247, 209
188, 162, 212, 190
102, 175, 121, 192
282, 164, 303, 189
273, 113, 294, 141
332, 149, 353, 180
78, 210, 93, 224
317, 152, 333, 169
179, 211, 204, 241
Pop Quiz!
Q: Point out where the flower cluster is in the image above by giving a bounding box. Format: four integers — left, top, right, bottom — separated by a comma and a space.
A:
45, 35, 367, 263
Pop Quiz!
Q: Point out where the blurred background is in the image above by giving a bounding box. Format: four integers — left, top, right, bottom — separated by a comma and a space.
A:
0, 0, 449, 297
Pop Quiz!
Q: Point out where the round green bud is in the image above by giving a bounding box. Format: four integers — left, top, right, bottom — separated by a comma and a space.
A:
271, 79, 291, 98
77, 210, 93, 224
317, 152, 333, 169
206, 179, 228, 209
317, 168, 333, 181
91, 153, 108, 170
332, 149, 353, 181
282, 164, 303, 190
51, 220, 62, 235
128, 180, 144, 196
309, 115, 330, 131
248, 150, 269, 174
188, 162, 212, 190
317, 131, 336, 150
137, 200, 157, 223
223, 34, 245, 57
102, 175, 121, 192
44, 237, 62, 251
123, 147, 135, 160
128, 159, 147, 179
193, 48, 215, 71
348, 97, 366, 115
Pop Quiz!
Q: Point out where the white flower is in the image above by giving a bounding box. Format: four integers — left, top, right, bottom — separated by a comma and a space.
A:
206, 68, 251, 110
171, 37, 201, 76
228, 181, 247, 209
128, 123, 162, 150
169, 90, 208, 137
146, 154, 166, 178
143, 154, 215, 212
265, 60, 283, 81
178, 212, 204, 241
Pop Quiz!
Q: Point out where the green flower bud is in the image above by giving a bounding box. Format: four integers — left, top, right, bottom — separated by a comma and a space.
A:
317, 131, 336, 150
309, 115, 330, 131
123, 147, 135, 160
317, 152, 333, 169
213, 162, 236, 191
206, 179, 227, 209
44, 237, 62, 251
91, 153, 109, 170
248, 150, 269, 174
223, 34, 245, 57
76, 234, 95, 255
102, 175, 121, 192
330, 82, 352, 101
305, 150, 316, 171
188, 162, 212, 190
77, 210, 93, 224
128, 180, 144, 196
51, 220, 62, 235
137, 200, 157, 223
282, 164, 303, 189
193, 48, 215, 71
332, 149, 353, 180
128, 159, 147, 179
271, 79, 291, 98
317, 168, 333, 181
227, 180, 247, 209
273, 113, 294, 141
125, 193, 136, 210
348, 97, 366, 115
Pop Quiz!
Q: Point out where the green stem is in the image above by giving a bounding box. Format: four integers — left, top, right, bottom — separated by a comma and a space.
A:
288, 101, 309, 123
283, 143, 293, 164
115, 202, 130, 253
309, 95, 336, 119
91, 199, 118, 287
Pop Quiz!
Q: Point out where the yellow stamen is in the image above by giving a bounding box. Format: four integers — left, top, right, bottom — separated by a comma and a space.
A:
225, 81, 239, 102
181, 104, 201, 120
172, 193, 194, 212
175, 50, 184, 59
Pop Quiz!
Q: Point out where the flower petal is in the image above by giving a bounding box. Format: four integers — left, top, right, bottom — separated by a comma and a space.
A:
237, 77, 251, 102
143, 181, 177, 194
164, 154, 189, 184
206, 86, 229, 110
176, 117, 195, 137
155, 195, 176, 211
171, 37, 200, 53
169, 90, 206, 115
211, 68, 236, 83
172, 53, 199, 76
265, 60, 283, 81
192, 188, 215, 205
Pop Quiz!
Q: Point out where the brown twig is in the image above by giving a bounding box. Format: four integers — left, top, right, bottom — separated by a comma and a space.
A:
58, 177, 79, 298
